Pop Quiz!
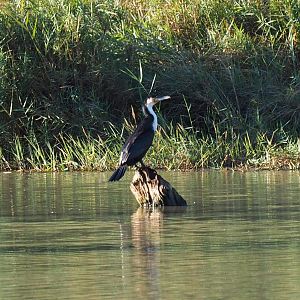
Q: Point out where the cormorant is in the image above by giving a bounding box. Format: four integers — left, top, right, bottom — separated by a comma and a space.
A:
109, 96, 171, 182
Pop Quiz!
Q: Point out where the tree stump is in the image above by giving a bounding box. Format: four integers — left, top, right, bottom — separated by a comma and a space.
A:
130, 167, 187, 207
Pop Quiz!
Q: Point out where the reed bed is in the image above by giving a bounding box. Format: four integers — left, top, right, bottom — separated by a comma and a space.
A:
1, 120, 299, 171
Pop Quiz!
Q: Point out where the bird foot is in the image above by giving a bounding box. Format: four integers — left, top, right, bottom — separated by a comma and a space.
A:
135, 162, 148, 170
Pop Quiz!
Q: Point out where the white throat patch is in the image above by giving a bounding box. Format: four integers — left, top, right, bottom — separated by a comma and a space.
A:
146, 104, 157, 131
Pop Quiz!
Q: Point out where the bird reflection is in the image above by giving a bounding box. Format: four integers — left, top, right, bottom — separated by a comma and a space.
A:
119, 206, 186, 298
130, 207, 164, 299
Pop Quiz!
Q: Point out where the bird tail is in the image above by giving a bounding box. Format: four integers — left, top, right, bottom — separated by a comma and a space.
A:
108, 165, 127, 182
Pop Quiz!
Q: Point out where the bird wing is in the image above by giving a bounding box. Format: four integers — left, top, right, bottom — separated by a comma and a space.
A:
119, 117, 154, 166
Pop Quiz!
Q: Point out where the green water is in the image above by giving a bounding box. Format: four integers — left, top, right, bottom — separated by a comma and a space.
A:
1, 171, 300, 300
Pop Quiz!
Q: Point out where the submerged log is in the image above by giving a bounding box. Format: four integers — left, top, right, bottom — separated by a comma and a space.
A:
130, 167, 187, 207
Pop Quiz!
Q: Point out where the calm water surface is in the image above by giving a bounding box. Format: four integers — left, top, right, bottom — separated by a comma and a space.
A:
1, 170, 300, 299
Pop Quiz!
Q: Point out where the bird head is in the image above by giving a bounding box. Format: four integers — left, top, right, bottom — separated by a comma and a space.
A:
146, 96, 171, 106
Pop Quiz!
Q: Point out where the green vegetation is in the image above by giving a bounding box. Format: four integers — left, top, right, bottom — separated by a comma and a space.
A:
0, 0, 299, 171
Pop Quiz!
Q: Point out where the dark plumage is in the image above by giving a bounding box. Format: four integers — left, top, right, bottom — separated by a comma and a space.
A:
109, 96, 170, 182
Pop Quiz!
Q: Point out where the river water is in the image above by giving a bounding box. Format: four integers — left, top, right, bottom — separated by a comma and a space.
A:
1, 170, 300, 299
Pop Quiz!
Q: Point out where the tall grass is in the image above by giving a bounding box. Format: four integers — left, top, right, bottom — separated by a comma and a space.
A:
0, 0, 299, 171
1, 119, 299, 171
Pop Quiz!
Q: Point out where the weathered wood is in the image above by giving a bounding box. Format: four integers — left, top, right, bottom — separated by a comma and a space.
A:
130, 167, 187, 207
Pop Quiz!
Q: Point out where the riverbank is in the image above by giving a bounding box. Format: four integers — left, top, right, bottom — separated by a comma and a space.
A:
0, 0, 299, 171
1, 123, 299, 171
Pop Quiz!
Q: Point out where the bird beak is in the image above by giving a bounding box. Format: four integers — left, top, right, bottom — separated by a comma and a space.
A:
156, 96, 171, 102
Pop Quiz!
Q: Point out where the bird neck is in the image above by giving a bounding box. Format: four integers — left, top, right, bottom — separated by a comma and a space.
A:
143, 104, 158, 131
